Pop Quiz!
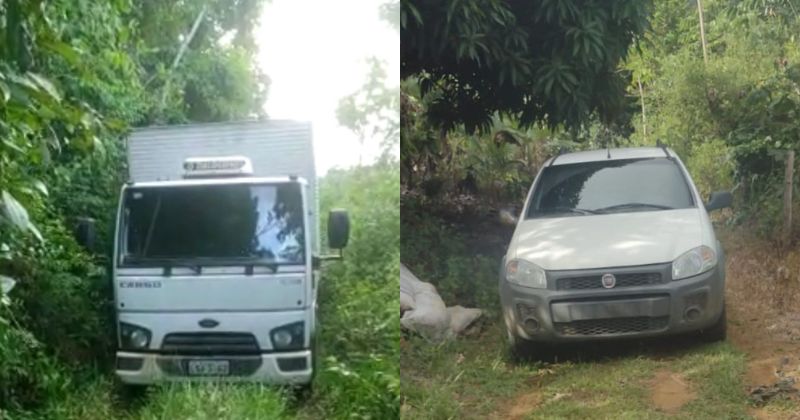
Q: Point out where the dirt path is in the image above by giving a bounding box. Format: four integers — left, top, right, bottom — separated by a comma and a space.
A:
649, 370, 695, 414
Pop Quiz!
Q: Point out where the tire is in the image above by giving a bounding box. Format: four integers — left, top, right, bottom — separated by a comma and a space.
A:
507, 327, 536, 361
118, 383, 148, 402
702, 303, 727, 342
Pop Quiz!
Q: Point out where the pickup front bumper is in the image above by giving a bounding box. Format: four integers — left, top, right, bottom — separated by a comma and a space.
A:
499, 261, 725, 343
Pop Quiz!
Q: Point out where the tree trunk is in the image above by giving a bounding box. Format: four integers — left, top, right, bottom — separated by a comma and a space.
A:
696, 0, 709, 65
637, 74, 647, 142
783, 150, 794, 244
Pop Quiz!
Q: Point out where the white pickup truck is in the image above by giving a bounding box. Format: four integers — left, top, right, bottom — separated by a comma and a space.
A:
99, 120, 348, 386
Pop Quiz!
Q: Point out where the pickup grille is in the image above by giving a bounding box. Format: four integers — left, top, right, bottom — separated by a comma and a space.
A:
161, 332, 260, 355
554, 316, 669, 336
556, 272, 662, 290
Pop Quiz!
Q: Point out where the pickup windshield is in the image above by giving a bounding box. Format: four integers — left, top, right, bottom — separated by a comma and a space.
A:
526, 158, 694, 218
121, 182, 305, 266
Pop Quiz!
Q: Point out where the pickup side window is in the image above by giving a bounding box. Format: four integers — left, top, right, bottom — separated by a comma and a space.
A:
526, 158, 695, 219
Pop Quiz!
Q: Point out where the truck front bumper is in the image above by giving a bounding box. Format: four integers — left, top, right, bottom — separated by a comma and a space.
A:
499, 261, 725, 343
115, 350, 312, 385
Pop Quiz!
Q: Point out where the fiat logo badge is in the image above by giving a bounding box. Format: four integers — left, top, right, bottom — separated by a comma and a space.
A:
601, 273, 616, 289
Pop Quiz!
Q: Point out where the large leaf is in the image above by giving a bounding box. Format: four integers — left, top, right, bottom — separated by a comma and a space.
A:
1, 190, 30, 229
39, 38, 81, 66
0, 275, 16, 295
0, 190, 42, 241
27, 72, 62, 103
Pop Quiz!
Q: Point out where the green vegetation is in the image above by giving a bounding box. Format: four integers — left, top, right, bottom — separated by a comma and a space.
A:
1, 0, 399, 418
401, 0, 651, 131
402, 0, 800, 238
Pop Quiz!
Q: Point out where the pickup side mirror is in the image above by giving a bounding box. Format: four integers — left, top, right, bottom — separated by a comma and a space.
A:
328, 209, 350, 249
74, 217, 96, 251
705, 191, 732, 212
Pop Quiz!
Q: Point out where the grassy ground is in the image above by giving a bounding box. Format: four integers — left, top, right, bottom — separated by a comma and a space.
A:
401, 302, 750, 419
400, 199, 800, 419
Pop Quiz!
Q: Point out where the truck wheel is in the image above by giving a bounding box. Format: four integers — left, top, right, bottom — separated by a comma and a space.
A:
118, 383, 148, 402
702, 304, 727, 342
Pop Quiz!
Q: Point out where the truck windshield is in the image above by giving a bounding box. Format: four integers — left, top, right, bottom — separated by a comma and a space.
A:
526, 158, 694, 218
121, 183, 305, 266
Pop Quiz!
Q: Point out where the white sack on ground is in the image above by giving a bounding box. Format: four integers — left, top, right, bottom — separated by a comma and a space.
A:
447, 305, 483, 334
400, 264, 483, 341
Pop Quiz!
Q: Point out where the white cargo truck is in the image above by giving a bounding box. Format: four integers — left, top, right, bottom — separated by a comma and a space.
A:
108, 120, 349, 385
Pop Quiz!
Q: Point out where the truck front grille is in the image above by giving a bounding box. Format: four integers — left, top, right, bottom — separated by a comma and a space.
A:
556, 272, 662, 290
161, 332, 260, 355
554, 316, 669, 336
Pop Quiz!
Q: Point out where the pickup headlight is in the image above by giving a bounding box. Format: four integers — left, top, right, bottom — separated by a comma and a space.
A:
119, 322, 152, 350
505, 259, 547, 289
672, 245, 717, 280
270, 321, 304, 350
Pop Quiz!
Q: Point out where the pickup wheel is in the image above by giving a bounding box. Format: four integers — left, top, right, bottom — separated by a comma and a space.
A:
702, 303, 727, 343
507, 328, 537, 362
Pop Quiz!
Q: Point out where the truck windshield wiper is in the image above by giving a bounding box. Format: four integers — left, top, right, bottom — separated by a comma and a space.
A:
121, 256, 297, 274
594, 202, 675, 213
123, 258, 203, 274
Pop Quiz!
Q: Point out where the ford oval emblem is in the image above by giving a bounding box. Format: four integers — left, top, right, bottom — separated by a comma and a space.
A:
198, 318, 219, 328
601, 273, 616, 289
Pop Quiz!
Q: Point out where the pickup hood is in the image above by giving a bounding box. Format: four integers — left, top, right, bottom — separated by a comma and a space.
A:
511, 209, 704, 270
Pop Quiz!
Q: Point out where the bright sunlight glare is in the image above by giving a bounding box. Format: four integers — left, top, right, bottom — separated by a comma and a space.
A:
256, 0, 399, 174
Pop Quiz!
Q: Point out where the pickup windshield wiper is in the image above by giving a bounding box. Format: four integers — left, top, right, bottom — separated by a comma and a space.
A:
594, 202, 675, 213
540, 207, 599, 216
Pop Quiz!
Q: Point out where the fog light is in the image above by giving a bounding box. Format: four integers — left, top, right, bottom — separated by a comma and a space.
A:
685, 306, 702, 322
523, 318, 540, 332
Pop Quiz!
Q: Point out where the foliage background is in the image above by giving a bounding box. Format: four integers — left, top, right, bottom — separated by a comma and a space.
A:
401, 0, 800, 239
0, 0, 399, 418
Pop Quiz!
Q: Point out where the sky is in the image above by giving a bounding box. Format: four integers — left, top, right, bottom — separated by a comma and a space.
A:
256, 0, 399, 175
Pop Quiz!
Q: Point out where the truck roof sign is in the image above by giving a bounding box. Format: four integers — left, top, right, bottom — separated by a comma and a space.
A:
183, 156, 253, 178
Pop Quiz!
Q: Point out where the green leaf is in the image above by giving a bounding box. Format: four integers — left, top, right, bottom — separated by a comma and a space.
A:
0, 190, 41, 241
39, 38, 80, 66
1, 190, 30, 230
0, 81, 9, 102
26, 73, 61, 102
33, 180, 48, 196
0, 275, 16, 295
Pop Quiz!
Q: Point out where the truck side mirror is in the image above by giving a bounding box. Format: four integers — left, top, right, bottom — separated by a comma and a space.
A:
328, 209, 350, 249
74, 217, 96, 251
705, 191, 732, 212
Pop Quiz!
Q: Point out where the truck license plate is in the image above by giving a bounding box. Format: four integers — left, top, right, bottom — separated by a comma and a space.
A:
187, 360, 230, 376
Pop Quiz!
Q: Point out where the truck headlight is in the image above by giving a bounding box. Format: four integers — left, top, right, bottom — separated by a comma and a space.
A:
505, 259, 547, 289
672, 246, 717, 280
270, 321, 304, 350
120, 322, 152, 350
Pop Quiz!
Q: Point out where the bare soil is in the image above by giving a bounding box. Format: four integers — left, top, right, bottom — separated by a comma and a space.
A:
649, 370, 695, 414
723, 228, 800, 418
505, 391, 542, 420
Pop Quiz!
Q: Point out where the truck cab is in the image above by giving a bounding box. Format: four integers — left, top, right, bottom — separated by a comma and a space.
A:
112, 120, 348, 385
